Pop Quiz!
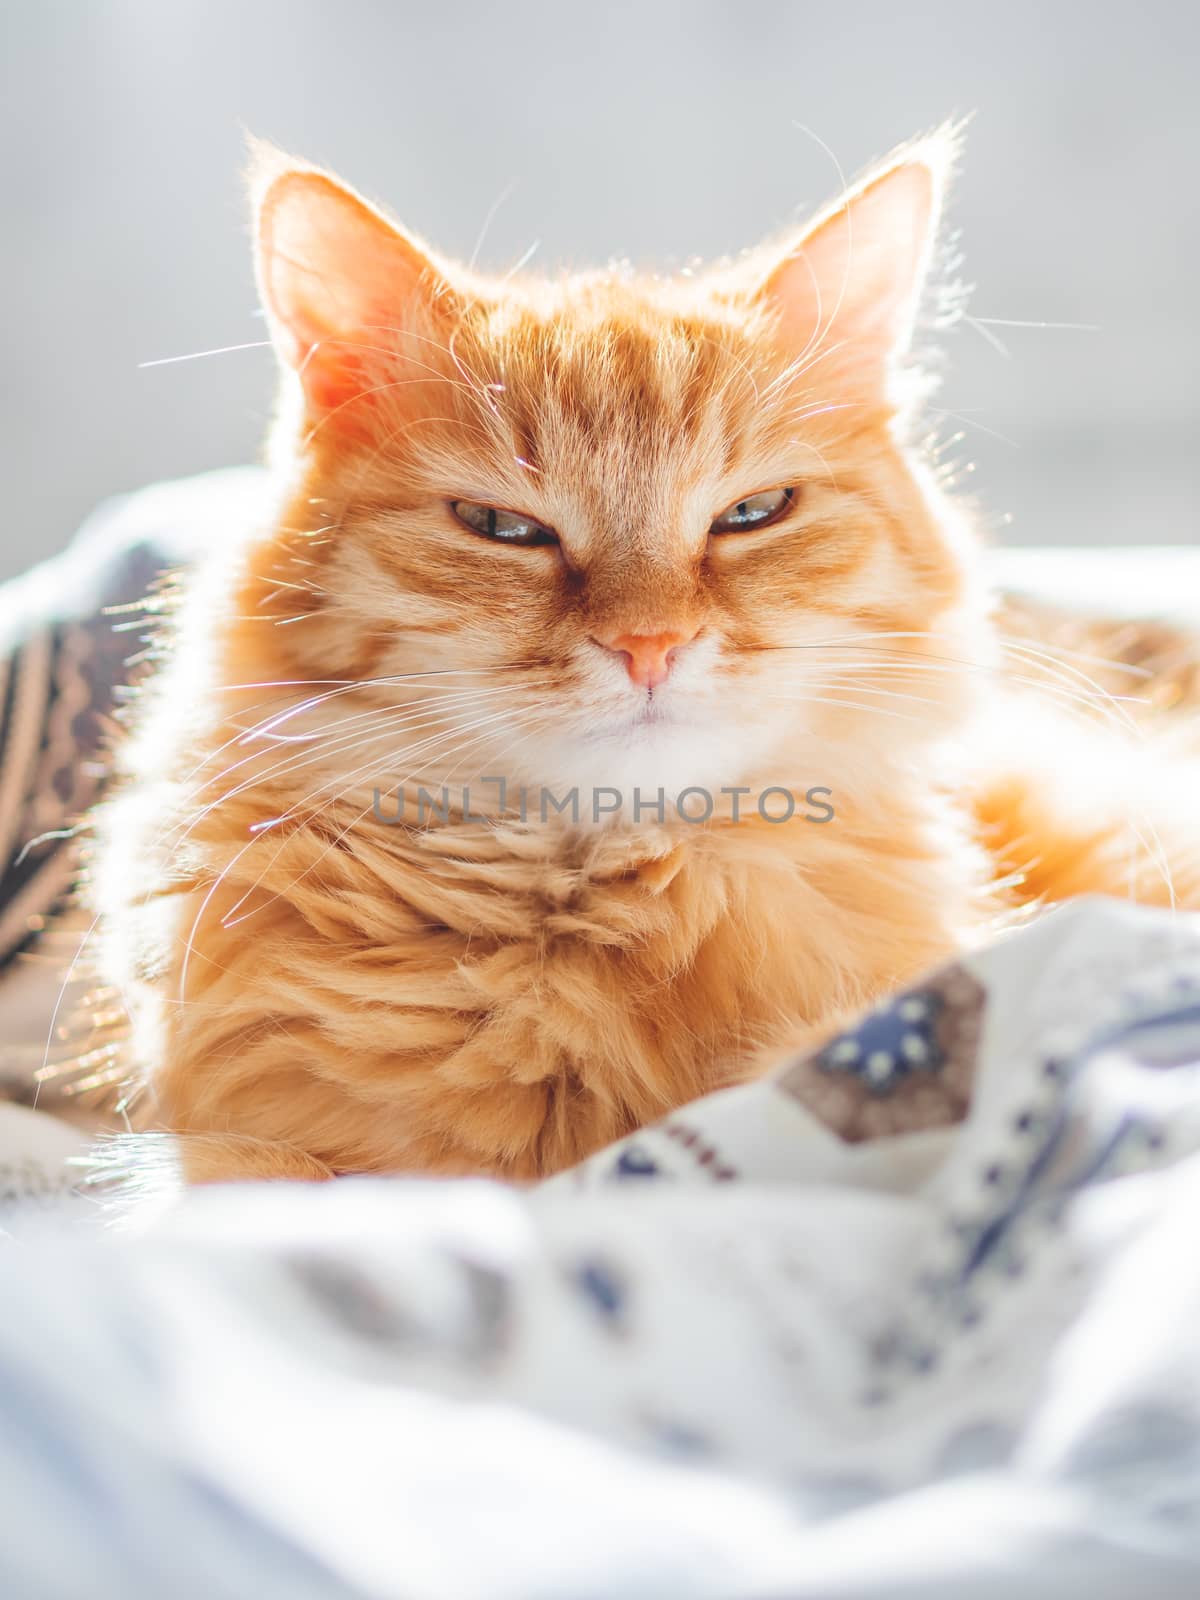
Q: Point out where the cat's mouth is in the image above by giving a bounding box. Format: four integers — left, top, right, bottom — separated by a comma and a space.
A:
631, 691, 676, 725
585, 693, 682, 739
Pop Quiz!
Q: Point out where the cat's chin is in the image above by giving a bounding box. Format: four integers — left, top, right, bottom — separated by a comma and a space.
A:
499, 709, 798, 821
581, 700, 688, 741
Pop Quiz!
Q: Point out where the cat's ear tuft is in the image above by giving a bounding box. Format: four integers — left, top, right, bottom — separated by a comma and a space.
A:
248, 141, 453, 417
754, 124, 961, 400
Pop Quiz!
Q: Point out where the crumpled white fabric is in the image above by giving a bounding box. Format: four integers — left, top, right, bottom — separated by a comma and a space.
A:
1, 896, 1200, 1599
0, 1101, 95, 1239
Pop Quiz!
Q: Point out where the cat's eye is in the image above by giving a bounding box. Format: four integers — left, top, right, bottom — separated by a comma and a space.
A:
709, 486, 795, 535
451, 500, 558, 547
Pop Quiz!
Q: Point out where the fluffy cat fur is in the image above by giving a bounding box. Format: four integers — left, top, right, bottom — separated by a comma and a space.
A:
83, 127, 1200, 1183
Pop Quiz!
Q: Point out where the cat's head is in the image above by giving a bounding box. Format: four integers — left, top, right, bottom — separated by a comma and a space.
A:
245, 130, 982, 812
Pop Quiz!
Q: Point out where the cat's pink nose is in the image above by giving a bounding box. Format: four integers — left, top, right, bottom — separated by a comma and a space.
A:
595, 626, 700, 689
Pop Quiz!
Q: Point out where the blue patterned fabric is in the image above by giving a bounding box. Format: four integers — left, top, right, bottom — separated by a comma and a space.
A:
815, 988, 946, 1089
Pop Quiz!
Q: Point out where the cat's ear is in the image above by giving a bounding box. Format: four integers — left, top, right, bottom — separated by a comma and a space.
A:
249, 141, 454, 418
753, 129, 957, 400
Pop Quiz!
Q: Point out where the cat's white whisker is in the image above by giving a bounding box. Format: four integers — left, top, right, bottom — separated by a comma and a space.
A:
467, 179, 519, 272
970, 315, 1102, 331
137, 339, 273, 369
216, 706, 550, 931
178, 687, 554, 844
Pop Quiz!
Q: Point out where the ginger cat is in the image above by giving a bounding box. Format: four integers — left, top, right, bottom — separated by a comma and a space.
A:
87, 128, 1200, 1183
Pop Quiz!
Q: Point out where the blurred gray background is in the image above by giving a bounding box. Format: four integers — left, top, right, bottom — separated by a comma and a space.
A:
3, 0, 1197, 580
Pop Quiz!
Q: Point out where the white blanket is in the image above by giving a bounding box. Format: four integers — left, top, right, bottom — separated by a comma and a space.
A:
2, 896, 1200, 1598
